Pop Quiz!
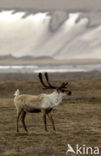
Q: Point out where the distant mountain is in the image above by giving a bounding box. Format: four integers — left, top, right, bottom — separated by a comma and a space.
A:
0, 54, 101, 66
0, 54, 15, 60
0, 55, 53, 60
18, 56, 53, 60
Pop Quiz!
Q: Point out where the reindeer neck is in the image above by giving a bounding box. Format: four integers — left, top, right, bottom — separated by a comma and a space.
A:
47, 90, 64, 107
42, 90, 64, 108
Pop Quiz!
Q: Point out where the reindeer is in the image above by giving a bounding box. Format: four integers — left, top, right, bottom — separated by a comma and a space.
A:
14, 72, 71, 133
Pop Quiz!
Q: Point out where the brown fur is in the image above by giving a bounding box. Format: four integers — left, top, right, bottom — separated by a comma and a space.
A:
14, 94, 55, 132
16, 94, 44, 104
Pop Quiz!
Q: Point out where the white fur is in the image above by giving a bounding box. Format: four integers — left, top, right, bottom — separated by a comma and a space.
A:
42, 90, 65, 108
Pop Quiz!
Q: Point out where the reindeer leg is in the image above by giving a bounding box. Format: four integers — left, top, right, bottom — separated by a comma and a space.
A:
47, 113, 56, 131
43, 114, 48, 131
17, 109, 22, 133
42, 110, 48, 132
20, 111, 28, 133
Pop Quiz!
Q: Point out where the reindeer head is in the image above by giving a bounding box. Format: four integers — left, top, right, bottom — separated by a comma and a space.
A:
38, 72, 72, 96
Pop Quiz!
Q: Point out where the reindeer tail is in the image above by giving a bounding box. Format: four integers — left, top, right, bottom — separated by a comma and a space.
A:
14, 89, 20, 97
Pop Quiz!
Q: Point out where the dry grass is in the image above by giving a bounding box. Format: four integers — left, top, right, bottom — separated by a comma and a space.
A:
0, 73, 101, 155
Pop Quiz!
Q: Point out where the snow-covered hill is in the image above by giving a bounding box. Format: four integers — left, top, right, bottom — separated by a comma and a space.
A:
0, 10, 101, 59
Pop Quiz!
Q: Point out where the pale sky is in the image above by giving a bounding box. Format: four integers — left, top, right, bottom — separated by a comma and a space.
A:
0, 0, 100, 10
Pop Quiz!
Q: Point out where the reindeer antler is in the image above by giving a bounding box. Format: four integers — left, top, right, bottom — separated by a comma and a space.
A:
44, 72, 56, 89
38, 73, 49, 88
44, 72, 68, 89
38, 72, 69, 90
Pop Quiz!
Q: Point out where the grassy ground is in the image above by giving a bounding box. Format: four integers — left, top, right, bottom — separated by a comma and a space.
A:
0, 73, 101, 156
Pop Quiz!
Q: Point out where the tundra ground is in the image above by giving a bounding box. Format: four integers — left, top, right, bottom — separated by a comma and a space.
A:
0, 72, 101, 156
